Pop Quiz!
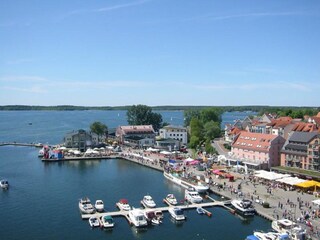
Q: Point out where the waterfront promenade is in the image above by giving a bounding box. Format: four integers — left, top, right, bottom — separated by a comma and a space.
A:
31, 145, 320, 239
118, 148, 320, 239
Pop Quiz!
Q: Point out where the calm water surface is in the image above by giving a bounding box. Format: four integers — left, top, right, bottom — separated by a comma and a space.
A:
0, 110, 267, 240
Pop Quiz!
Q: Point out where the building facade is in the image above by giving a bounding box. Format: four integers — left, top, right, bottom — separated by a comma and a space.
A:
280, 132, 319, 171
116, 125, 156, 147
231, 131, 286, 169
64, 129, 101, 152
159, 125, 188, 145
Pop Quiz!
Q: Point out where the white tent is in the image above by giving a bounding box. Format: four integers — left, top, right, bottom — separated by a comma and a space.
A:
160, 151, 171, 155
255, 170, 290, 181
184, 157, 194, 162
73, 150, 81, 155
312, 199, 320, 206
276, 177, 307, 186
143, 156, 154, 162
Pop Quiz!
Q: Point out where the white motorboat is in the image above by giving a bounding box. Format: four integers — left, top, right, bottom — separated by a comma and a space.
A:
0, 179, 9, 189
101, 215, 115, 228
196, 207, 205, 215
271, 219, 306, 240
253, 231, 290, 240
165, 194, 178, 205
164, 171, 209, 193
168, 207, 185, 221
185, 187, 203, 203
128, 208, 148, 227
95, 200, 104, 212
142, 195, 156, 208
79, 197, 95, 214
88, 216, 100, 228
116, 199, 131, 211
231, 199, 255, 216
144, 210, 162, 225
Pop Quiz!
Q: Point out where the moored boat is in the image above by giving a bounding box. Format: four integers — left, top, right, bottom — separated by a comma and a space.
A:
128, 208, 148, 227
88, 216, 100, 228
101, 215, 115, 228
79, 197, 95, 214
0, 179, 9, 189
163, 171, 209, 193
165, 194, 178, 205
144, 210, 161, 225
185, 187, 203, 203
231, 199, 255, 216
271, 219, 306, 240
95, 200, 104, 212
253, 231, 290, 240
168, 207, 185, 221
117, 199, 131, 211
196, 207, 205, 215
142, 195, 156, 208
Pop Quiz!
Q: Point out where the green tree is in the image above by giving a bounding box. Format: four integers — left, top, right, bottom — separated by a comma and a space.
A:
90, 121, 108, 142
204, 139, 214, 154
126, 104, 163, 131
184, 109, 200, 127
200, 108, 222, 124
189, 135, 200, 149
204, 121, 221, 140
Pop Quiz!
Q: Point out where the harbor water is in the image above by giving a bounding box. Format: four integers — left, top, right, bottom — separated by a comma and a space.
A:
0, 110, 270, 240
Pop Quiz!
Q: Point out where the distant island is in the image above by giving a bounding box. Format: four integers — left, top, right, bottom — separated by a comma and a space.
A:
0, 105, 319, 114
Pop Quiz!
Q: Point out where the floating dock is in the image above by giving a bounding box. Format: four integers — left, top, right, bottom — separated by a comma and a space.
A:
80, 199, 231, 221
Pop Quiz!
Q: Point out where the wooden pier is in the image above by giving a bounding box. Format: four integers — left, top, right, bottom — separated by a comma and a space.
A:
80, 199, 230, 221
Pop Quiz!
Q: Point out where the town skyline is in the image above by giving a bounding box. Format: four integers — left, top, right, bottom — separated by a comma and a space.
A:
1, 0, 319, 106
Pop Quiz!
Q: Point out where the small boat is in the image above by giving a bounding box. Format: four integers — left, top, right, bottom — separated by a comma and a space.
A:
185, 187, 203, 203
196, 207, 205, 215
144, 210, 161, 225
163, 171, 209, 193
0, 179, 9, 189
117, 199, 131, 211
271, 219, 306, 240
154, 210, 164, 220
165, 194, 178, 205
142, 195, 156, 208
128, 208, 148, 227
101, 215, 115, 228
168, 207, 185, 221
79, 197, 95, 214
88, 216, 100, 228
95, 200, 104, 212
231, 199, 255, 216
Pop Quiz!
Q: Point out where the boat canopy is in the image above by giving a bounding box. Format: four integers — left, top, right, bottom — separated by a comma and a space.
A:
119, 199, 128, 204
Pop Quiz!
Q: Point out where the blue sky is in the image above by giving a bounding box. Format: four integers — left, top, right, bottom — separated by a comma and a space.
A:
0, 0, 319, 107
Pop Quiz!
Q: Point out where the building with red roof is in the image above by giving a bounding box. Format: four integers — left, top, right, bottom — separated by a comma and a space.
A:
231, 131, 285, 169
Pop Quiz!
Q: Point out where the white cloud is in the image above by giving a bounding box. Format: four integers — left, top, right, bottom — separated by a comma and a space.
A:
0, 75, 48, 82
2, 86, 47, 93
94, 0, 150, 12
183, 11, 306, 22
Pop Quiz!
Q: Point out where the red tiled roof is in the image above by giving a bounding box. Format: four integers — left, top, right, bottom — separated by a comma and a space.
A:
292, 122, 318, 132
316, 112, 320, 118
232, 131, 278, 152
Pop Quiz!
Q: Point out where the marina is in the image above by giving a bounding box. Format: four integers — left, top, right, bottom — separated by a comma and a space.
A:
80, 196, 228, 221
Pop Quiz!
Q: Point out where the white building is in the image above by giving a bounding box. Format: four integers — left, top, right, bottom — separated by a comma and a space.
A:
159, 125, 188, 145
